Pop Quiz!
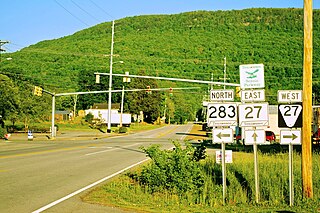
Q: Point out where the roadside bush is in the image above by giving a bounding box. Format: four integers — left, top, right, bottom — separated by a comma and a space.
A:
84, 113, 94, 124
0, 127, 7, 138
138, 141, 205, 196
119, 127, 128, 133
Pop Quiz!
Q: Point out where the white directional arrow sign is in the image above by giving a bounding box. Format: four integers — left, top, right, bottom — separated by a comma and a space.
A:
212, 128, 234, 143
278, 105, 302, 128
244, 129, 265, 145
280, 130, 301, 145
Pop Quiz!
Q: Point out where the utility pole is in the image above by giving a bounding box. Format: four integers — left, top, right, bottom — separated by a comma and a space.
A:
302, 0, 313, 198
107, 20, 115, 133
223, 57, 227, 90
0, 40, 9, 62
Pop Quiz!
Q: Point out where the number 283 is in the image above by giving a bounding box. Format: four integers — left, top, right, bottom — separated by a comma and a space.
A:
209, 105, 236, 119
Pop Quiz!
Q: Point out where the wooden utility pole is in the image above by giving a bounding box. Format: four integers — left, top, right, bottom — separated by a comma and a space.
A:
302, 0, 313, 198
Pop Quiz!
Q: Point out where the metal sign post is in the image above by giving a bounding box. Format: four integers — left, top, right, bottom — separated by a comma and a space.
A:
289, 143, 294, 206
280, 129, 301, 206
222, 141, 226, 205
253, 128, 260, 203
212, 127, 234, 205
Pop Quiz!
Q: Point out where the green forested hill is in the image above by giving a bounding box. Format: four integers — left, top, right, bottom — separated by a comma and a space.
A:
1, 8, 320, 123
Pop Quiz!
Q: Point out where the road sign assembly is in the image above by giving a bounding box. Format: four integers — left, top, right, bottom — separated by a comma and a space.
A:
278, 104, 303, 128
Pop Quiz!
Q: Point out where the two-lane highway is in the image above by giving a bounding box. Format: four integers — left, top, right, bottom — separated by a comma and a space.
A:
0, 124, 193, 213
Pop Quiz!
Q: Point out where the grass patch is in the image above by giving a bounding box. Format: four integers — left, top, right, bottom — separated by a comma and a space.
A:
83, 149, 320, 212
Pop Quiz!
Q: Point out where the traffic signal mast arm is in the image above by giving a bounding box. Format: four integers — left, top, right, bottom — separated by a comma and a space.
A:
95, 72, 240, 87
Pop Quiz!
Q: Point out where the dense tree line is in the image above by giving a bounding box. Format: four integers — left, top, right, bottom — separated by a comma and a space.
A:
1, 8, 320, 123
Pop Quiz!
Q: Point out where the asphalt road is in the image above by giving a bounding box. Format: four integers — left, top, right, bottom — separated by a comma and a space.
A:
0, 124, 193, 213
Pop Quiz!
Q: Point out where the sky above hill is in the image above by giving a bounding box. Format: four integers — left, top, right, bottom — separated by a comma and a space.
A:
1, 0, 319, 52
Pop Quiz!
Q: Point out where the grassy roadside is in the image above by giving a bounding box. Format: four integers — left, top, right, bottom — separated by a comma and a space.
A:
82, 152, 320, 213
81, 124, 320, 212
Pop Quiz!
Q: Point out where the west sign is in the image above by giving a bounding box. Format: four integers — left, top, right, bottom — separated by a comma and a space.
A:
239, 64, 265, 89
278, 90, 302, 103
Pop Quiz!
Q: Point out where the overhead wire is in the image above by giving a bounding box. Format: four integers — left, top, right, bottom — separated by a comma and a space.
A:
70, 0, 101, 23
89, 0, 115, 20
54, 0, 90, 27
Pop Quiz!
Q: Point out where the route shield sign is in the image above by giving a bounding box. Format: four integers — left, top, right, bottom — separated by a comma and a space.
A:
212, 128, 234, 143
239, 64, 265, 89
238, 103, 269, 127
280, 130, 301, 145
278, 104, 302, 128
244, 129, 265, 145
207, 103, 238, 127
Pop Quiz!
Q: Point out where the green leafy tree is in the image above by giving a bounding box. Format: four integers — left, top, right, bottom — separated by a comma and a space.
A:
126, 70, 162, 123
0, 74, 20, 119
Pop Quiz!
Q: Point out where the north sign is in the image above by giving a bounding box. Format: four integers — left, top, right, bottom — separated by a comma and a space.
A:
210, 89, 234, 101
280, 130, 301, 145
238, 103, 269, 127
239, 64, 265, 89
278, 90, 302, 103
207, 103, 238, 127
212, 128, 234, 143
241, 89, 265, 102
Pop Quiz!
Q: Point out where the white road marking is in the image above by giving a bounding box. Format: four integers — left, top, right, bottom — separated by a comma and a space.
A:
32, 158, 149, 213
88, 146, 113, 149
85, 143, 141, 156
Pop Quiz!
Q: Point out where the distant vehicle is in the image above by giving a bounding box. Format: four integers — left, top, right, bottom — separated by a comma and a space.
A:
265, 131, 276, 143
312, 128, 320, 144
235, 130, 276, 144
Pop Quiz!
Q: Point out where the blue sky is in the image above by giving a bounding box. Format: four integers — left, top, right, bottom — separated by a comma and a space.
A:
1, 0, 319, 52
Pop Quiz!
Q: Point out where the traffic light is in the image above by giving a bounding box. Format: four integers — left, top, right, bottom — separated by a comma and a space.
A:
169, 87, 173, 96
146, 86, 152, 94
34, 86, 43, 96
236, 86, 241, 98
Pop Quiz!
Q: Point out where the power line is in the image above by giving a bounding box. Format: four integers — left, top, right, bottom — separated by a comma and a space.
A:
89, 0, 114, 20
71, 0, 101, 23
54, 0, 90, 27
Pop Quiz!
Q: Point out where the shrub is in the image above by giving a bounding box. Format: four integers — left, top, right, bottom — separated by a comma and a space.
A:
119, 127, 128, 133
84, 113, 94, 124
138, 141, 205, 196
0, 127, 7, 138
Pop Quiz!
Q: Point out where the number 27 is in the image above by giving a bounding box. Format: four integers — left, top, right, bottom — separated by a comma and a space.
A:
245, 106, 262, 119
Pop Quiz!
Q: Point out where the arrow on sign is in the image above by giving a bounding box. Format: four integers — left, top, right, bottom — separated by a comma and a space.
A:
252, 132, 258, 143
217, 132, 231, 139
283, 133, 298, 141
